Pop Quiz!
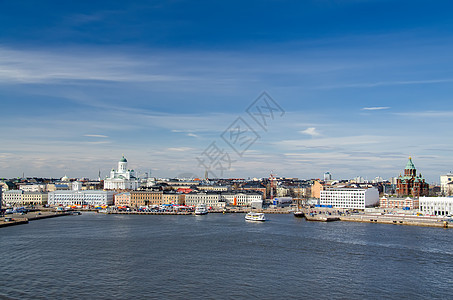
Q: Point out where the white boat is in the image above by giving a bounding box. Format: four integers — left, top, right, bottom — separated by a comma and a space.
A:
245, 212, 266, 222
194, 204, 208, 215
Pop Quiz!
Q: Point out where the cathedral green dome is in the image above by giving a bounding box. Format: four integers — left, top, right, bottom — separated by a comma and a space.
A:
120, 155, 127, 163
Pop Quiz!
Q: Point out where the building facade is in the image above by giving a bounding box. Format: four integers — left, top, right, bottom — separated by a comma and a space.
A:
380, 196, 419, 210
320, 187, 379, 209
48, 190, 114, 207
3, 190, 48, 206
19, 184, 47, 192
114, 192, 131, 207
220, 192, 263, 206
130, 191, 163, 207
419, 197, 453, 216
440, 173, 453, 196
104, 155, 139, 190
185, 192, 226, 208
162, 192, 185, 205
396, 157, 429, 197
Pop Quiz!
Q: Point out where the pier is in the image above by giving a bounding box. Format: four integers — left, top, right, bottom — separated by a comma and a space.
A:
0, 211, 72, 228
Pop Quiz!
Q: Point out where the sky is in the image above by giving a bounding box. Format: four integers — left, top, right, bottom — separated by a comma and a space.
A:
1, 0, 453, 183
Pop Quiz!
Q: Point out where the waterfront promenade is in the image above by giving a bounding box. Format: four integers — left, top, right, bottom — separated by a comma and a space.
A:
302, 207, 450, 228
0, 210, 71, 228
2, 206, 451, 229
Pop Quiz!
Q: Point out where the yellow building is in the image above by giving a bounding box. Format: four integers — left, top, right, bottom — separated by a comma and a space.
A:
162, 192, 185, 205
3, 190, 48, 206
114, 192, 131, 207
130, 191, 163, 207
22, 192, 48, 206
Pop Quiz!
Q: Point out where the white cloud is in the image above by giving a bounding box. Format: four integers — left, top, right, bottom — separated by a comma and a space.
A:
300, 127, 320, 136
187, 133, 199, 138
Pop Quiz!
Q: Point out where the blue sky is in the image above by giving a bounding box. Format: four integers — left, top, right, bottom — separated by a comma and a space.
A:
1, 0, 453, 183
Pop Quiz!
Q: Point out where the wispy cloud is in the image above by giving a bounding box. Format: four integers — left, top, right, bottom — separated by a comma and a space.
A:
187, 133, 199, 138
395, 110, 453, 118
362, 106, 390, 111
167, 147, 193, 152
0, 47, 194, 84
300, 127, 320, 136
84, 134, 109, 138
315, 79, 453, 90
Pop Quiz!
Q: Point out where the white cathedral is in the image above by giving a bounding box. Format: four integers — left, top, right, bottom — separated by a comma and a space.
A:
103, 155, 139, 190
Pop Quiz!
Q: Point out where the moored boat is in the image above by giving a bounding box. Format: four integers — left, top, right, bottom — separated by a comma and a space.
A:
293, 211, 305, 218
245, 212, 266, 222
194, 204, 208, 215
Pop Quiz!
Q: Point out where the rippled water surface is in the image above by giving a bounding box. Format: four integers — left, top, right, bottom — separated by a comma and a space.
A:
1, 212, 453, 299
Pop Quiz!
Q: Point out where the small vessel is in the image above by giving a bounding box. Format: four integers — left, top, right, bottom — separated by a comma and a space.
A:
245, 212, 266, 222
293, 198, 305, 218
194, 204, 208, 215
293, 211, 305, 218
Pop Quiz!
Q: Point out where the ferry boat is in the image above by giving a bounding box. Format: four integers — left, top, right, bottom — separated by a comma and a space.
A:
194, 204, 208, 215
245, 212, 266, 222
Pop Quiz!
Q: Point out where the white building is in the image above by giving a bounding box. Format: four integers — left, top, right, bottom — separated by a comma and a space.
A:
48, 190, 115, 207
185, 192, 226, 208
3, 190, 24, 206
19, 184, 47, 192
220, 192, 263, 206
419, 197, 453, 216
104, 155, 139, 190
440, 173, 453, 196
320, 187, 379, 209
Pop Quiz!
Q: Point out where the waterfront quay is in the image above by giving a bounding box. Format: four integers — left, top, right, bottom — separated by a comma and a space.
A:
98, 207, 291, 215
0, 210, 72, 228
301, 207, 451, 228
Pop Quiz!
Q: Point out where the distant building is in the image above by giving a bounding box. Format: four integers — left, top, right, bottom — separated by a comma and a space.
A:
311, 181, 323, 199
419, 197, 453, 216
320, 187, 379, 209
0, 186, 2, 210
440, 173, 453, 196
162, 192, 185, 205
220, 192, 262, 206
19, 184, 47, 192
3, 190, 48, 206
323, 172, 332, 181
114, 192, 131, 207
104, 155, 139, 190
380, 196, 419, 210
48, 190, 114, 207
198, 185, 229, 192
396, 157, 429, 197
130, 191, 163, 207
185, 192, 226, 208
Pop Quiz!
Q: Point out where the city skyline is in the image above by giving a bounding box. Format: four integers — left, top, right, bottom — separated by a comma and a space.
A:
2, 1, 453, 182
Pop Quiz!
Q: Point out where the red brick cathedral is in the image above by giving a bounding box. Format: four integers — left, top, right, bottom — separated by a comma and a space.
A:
396, 157, 429, 197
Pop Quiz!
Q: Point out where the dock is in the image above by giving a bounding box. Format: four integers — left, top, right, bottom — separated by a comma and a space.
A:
340, 214, 449, 228
305, 215, 340, 222
0, 211, 72, 228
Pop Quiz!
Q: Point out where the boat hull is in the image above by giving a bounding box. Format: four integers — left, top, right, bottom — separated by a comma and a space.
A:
293, 211, 304, 218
